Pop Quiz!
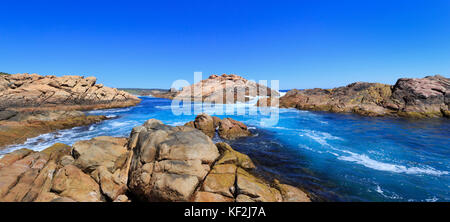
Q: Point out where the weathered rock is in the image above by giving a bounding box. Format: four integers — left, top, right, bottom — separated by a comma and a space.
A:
193, 191, 233, 202
0, 73, 140, 149
91, 166, 128, 200
73, 136, 129, 173
128, 120, 220, 201
0, 73, 140, 110
218, 118, 252, 140
0, 112, 107, 149
274, 180, 311, 202
273, 75, 449, 118
0, 110, 18, 121
0, 143, 79, 202
235, 168, 282, 202
0, 119, 312, 202
184, 113, 252, 140
391, 75, 449, 117
0, 148, 33, 168
201, 173, 235, 198
174, 74, 279, 103
0, 152, 44, 200
215, 142, 255, 169
184, 113, 216, 138
51, 165, 103, 202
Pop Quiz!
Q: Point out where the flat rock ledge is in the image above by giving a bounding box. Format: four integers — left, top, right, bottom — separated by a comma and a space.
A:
0, 119, 310, 202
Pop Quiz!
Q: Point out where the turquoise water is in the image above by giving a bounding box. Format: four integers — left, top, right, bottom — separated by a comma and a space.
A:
2, 96, 449, 201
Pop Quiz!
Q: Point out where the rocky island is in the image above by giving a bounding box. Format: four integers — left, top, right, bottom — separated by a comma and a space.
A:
259, 75, 449, 118
129, 74, 280, 103
0, 73, 141, 148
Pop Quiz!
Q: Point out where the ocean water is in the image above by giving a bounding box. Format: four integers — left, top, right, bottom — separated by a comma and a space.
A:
2, 96, 449, 202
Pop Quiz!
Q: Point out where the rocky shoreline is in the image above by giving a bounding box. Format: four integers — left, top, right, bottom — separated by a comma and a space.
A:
259, 75, 449, 118
129, 73, 448, 119
0, 73, 141, 149
0, 117, 311, 202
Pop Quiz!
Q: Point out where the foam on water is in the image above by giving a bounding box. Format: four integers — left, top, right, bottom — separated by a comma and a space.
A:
338, 152, 449, 176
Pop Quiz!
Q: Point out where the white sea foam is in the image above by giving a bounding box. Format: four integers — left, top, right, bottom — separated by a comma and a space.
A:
109, 121, 136, 128
88, 107, 132, 114
298, 129, 448, 177
374, 185, 402, 200
338, 151, 449, 176
425, 197, 439, 202
299, 129, 343, 146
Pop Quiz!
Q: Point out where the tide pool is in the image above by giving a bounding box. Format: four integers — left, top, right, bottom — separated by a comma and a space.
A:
2, 96, 449, 202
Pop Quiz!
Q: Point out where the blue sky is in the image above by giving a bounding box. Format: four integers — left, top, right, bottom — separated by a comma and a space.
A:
1, 0, 449, 89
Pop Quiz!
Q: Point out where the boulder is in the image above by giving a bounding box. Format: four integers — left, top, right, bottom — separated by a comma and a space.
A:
184, 113, 216, 138
51, 165, 103, 202
218, 118, 252, 140
128, 120, 220, 201
184, 114, 252, 140
72, 136, 129, 173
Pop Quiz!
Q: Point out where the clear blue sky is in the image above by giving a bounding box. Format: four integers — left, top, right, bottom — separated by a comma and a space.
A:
1, 0, 449, 89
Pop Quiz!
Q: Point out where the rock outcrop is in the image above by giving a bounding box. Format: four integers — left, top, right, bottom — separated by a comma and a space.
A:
0, 136, 132, 202
0, 73, 140, 110
0, 119, 311, 202
0, 111, 108, 148
127, 119, 310, 202
174, 74, 279, 103
184, 113, 252, 140
263, 75, 449, 118
0, 73, 141, 149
